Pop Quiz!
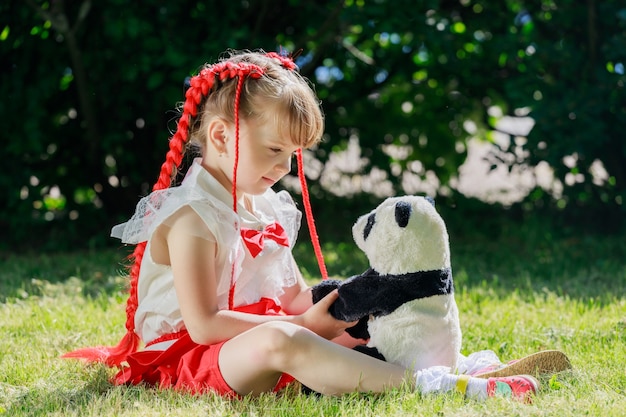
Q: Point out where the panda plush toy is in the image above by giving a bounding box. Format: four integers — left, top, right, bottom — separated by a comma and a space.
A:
312, 195, 462, 371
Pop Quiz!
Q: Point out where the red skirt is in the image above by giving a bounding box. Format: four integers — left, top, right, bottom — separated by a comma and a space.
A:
114, 298, 295, 397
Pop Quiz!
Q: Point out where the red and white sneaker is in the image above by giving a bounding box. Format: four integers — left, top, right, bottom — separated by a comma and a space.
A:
487, 375, 539, 403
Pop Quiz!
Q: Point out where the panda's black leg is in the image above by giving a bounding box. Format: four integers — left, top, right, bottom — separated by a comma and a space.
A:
353, 345, 386, 361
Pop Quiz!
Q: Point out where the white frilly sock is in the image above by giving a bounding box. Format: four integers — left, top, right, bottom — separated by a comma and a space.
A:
415, 366, 489, 400
414, 366, 457, 393
455, 349, 502, 375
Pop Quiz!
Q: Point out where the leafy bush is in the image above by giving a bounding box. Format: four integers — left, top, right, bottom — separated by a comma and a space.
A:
2, 0, 624, 251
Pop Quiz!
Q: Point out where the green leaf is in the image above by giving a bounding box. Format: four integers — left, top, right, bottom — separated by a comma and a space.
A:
0, 25, 9, 41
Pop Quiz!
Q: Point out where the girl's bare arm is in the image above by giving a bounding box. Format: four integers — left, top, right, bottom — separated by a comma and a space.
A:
161, 208, 353, 345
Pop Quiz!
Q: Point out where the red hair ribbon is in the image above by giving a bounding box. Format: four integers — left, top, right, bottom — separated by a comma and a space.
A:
265, 51, 298, 70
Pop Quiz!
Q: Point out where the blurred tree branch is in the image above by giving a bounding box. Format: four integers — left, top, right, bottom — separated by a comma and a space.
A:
26, 0, 99, 163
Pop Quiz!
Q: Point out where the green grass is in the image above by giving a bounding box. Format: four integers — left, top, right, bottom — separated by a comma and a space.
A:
1, 228, 625, 416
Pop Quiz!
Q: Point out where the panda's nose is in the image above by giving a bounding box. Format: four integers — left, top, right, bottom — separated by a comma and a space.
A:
395, 201, 412, 228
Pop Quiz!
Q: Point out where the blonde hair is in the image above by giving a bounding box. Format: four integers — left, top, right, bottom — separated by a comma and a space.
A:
189, 51, 325, 155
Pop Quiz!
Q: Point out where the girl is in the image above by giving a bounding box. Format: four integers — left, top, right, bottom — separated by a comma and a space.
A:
64, 49, 546, 401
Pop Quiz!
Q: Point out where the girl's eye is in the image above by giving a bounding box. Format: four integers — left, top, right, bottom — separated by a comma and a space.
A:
270, 148, 282, 153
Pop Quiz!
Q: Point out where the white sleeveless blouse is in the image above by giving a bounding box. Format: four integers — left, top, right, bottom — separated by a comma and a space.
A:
111, 159, 301, 345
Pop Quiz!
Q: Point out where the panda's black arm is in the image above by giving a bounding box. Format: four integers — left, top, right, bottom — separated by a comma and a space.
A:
311, 278, 369, 321
323, 270, 404, 321
311, 279, 342, 303
312, 268, 453, 320
311, 271, 405, 322
332, 268, 454, 321
311, 278, 371, 339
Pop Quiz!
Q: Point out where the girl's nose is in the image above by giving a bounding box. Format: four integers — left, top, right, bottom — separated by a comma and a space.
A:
275, 154, 292, 175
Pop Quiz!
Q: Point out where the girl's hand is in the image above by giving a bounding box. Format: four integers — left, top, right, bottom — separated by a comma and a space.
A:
297, 290, 358, 340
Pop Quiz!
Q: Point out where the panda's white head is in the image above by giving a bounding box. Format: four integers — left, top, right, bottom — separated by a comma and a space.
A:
352, 196, 450, 275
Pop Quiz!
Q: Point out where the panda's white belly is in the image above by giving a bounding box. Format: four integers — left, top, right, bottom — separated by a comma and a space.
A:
366, 294, 462, 371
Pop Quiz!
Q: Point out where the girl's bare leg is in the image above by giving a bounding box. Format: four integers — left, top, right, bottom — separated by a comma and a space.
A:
219, 321, 411, 396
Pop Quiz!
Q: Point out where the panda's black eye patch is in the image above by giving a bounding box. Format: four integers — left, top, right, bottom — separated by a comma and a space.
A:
363, 213, 376, 240
395, 201, 412, 228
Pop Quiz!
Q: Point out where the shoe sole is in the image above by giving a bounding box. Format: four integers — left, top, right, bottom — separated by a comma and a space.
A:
474, 350, 572, 379
524, 374, 540, 392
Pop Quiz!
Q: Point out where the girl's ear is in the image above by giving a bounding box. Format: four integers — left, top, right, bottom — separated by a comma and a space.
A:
206, 118, 230, 154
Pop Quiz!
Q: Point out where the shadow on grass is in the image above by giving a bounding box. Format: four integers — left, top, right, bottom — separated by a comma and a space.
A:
1, 223, 624, 306
0, 246, 133, 304
297, 228, 626, 306
2, 365, 201, 416
449, 232, 626, 304
1, 366, 114, 416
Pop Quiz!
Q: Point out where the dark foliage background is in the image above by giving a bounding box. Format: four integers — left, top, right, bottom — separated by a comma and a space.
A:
2, 0, 624, 252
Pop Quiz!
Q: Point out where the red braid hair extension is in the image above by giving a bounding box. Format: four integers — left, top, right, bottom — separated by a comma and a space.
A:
231, 74, 245, 213
296, 149, 328, 280
63, 61, 263, 366
227, 73, 246, 310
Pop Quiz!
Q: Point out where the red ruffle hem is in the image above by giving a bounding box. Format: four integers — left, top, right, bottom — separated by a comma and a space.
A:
114, 298, 295, 397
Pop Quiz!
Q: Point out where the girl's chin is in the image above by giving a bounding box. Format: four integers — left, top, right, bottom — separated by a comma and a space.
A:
241, 183, 272, 196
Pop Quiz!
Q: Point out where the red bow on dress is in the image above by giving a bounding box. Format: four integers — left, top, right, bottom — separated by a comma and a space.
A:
240, 222, 290, 258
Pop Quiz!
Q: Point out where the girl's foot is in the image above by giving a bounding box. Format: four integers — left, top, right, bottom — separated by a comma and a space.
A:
416, 367, 539, 403
472, 350, 571, 378
456, 374, 539, 403
486, 375, 539, 403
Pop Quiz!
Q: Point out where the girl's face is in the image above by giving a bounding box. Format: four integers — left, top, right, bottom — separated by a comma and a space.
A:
207, 111, 300, 197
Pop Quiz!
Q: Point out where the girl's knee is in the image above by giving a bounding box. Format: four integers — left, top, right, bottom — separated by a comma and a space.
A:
253, 321, 313, 366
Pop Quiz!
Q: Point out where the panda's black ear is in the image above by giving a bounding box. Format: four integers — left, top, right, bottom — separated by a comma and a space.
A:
425, 196, 435, 207
363, 213, 376, 240
395, 201, 412, 228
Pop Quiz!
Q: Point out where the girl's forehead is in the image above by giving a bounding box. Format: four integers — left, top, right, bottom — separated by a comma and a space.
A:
250, 111, 300, 147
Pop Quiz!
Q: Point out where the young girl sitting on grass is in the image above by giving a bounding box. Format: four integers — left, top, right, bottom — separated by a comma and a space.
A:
64, 49, 561, 401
